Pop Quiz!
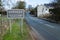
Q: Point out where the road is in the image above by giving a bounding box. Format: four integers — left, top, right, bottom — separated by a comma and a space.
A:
25, 13, 60, 40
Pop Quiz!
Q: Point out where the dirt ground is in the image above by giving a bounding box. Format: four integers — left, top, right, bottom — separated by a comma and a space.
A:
0, 16, 9, 40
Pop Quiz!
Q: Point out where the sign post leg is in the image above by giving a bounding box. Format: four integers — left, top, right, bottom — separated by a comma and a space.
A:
9, 19, 12, 33
21, 18, 23, 35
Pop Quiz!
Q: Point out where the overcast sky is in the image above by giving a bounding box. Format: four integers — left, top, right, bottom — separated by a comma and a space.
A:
2, 0, 53, 9
25, 0, 53, 7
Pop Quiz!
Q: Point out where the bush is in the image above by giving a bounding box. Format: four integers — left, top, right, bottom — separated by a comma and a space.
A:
49, 8, 60, 21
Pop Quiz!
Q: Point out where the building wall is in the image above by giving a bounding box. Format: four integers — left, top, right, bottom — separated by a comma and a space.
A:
37, 5, 50, 18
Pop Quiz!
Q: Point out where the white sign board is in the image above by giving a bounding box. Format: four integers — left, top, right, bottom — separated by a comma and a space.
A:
7, 9, 25, 19
7, 9, 25, 33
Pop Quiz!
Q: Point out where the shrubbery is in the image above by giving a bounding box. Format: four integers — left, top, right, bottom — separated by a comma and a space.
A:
49, 8, 60, 21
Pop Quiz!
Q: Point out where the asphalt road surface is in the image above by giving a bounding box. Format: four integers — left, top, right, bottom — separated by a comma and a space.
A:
25, 13, 60, 40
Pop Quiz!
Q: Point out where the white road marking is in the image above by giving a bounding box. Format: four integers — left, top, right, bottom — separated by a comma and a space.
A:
29, 16, 55, 28
44, 24, 54, 28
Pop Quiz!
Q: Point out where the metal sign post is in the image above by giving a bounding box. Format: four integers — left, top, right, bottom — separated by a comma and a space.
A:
9, 19, 12, 33
7, 9, 25, 33
21, 18, 23, 34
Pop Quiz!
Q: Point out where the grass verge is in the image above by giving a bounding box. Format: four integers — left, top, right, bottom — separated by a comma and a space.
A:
3, 19, 33, 40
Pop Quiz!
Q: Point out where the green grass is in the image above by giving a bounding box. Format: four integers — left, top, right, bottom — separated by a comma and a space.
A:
0, 16, 7, 20
3, 19, 32, 40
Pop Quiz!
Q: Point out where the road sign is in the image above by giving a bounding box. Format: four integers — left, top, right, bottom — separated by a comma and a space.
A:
7, 9, 25, 33
7, 9, 25, 19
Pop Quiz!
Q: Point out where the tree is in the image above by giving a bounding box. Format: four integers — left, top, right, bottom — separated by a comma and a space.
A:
0, 0, 2, 13
30, 6, 37, 17
49, 0, 60, 21
0, 0, 2, 6
0, 0, 6, 15
13, 1, 26, 9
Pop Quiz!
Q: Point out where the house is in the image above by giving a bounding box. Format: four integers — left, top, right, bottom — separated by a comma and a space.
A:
37, 5, 53, 18
0, 6, 7, 15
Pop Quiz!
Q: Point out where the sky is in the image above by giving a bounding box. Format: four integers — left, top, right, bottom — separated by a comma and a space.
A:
2, 0, 53, 9
25, 0, 53, 7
